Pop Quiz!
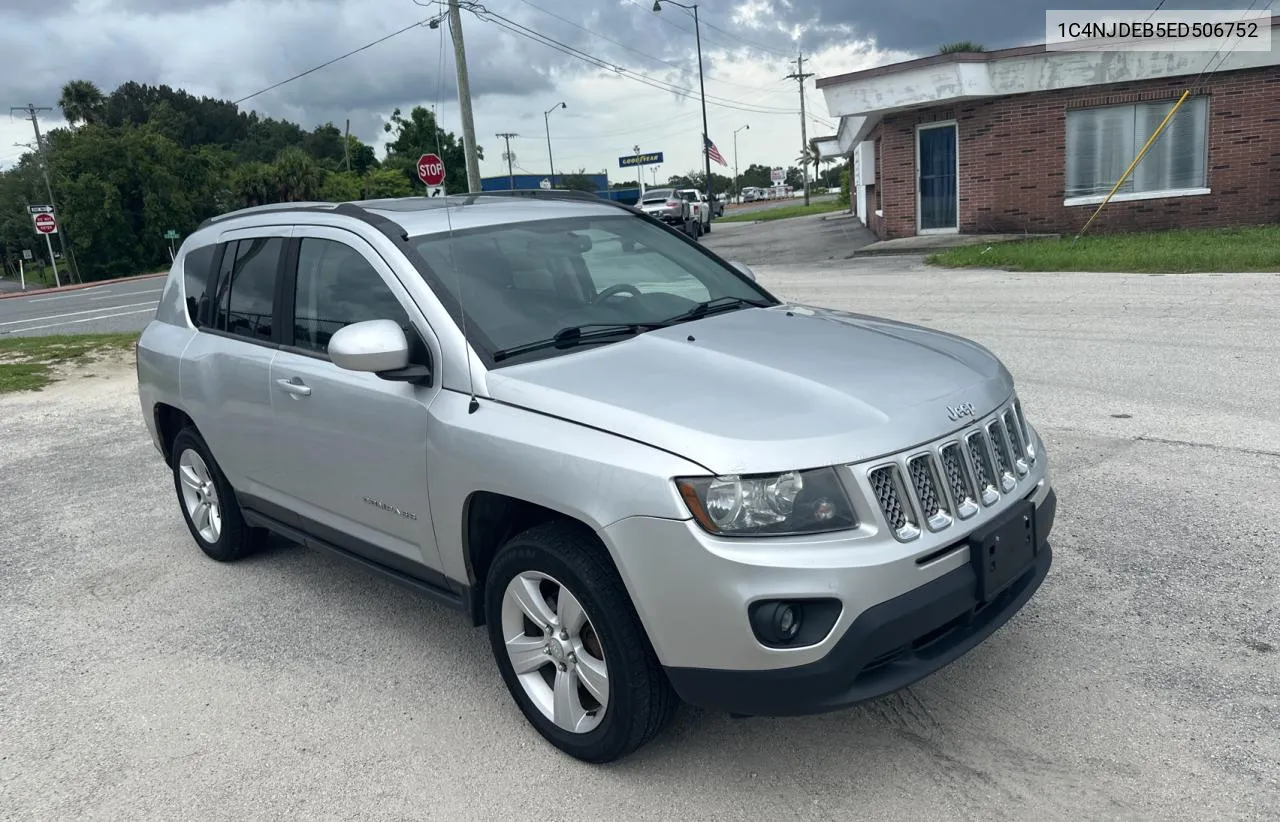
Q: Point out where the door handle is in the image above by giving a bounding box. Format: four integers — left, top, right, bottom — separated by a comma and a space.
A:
276, 377, 312, 397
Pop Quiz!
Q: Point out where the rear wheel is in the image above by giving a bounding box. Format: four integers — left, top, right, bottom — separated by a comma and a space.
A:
484, 521, 677, 763
170, 427, 264, 562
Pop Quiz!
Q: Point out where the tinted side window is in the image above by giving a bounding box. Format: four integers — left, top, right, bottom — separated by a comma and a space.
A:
293, 238, 412, 354
213, 238, 283, 342
182, 244, 216, 327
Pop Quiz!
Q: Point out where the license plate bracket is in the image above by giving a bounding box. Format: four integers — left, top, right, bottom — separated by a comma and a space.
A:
970, 501, 1037, 603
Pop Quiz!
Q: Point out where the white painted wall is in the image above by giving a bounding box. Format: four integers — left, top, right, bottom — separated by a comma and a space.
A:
819, 45, 1280, 121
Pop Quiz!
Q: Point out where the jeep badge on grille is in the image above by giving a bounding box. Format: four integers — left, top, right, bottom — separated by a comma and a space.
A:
946, 402, 976, 421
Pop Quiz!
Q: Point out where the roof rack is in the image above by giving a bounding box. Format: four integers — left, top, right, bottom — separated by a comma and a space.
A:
196, 201, 338, 230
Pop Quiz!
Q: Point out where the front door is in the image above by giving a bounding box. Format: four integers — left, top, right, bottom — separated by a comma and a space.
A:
264, 227, 448, 581
917, 122, 958, 234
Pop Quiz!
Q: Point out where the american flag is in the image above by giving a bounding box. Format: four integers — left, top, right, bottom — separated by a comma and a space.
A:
704, 135, 727, 167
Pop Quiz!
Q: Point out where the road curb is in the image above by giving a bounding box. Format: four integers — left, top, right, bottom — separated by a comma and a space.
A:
0, 272, 167, 301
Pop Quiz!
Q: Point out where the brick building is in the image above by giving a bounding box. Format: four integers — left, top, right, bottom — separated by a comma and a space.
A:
814, 17, 1280, 240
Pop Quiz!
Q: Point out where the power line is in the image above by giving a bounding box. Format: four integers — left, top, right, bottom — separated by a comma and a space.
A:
232, 16, 440, 105
619, 0, 794, 58
512, 0, 781, 92
471, 4, 796, 112
464, 4, 798, 115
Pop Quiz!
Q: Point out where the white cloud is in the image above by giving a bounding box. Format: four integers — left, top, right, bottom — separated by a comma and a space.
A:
0, 0, 914, 185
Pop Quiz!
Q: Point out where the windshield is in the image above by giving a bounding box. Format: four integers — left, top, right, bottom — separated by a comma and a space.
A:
408, 214, 775, 366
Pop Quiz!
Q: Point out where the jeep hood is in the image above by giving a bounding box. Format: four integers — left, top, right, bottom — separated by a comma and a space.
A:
484, 304, 1014, 475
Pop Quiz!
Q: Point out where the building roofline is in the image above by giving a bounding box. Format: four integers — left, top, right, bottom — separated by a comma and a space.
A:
815, 14, 1280, 88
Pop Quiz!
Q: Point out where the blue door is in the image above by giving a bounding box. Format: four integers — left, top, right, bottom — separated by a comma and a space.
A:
918, 124, 958, 232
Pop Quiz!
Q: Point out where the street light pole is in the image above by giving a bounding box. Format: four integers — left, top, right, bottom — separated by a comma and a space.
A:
733, 124, 749, 202
653, 0, 712, 213
543, 101, 566, 188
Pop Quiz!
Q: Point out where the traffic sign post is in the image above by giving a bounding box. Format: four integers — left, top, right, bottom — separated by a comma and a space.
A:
417, 153, 446, 190
31, 210, 60, 288
164, 229, 180, 261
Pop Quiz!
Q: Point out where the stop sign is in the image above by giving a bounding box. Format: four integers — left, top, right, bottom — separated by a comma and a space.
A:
417, 153, 446, 187
33, 213, 57, 234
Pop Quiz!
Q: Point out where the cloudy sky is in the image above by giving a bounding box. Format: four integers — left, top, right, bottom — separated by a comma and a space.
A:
0, 0, 1247, 180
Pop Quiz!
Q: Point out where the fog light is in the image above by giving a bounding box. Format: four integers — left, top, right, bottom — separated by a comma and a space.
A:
776, 604, 800, 639
748, 598, 841, 648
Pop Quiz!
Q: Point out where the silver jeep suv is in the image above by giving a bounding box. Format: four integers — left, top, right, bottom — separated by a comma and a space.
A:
136, 192, 1056, 763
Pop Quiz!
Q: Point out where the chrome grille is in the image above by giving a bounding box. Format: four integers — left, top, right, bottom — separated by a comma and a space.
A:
868, 465, 920, 541
988, 419, 1018, 492
1002, 409, 1029, 475
1013, 399, 1036, 464
939, 443, 980, 519
907, 455, 953, 532
864, 397, 1037, 539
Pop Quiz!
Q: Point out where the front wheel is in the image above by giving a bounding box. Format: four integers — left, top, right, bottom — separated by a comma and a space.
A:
484, 522, 677, 763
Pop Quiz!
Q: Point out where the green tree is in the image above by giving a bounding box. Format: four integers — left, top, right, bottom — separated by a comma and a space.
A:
322, 171, 364, 203
229, 162, 277, 207
363, 167, 414, 198
939, 41, 985, 53
383, 106, 482, 195
272, 147, 323, 202
58, 80, 106, 127
838, 166, 851, 207
738, 163, 774, 189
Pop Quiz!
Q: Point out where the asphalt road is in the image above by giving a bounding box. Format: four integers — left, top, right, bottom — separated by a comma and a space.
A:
703, 211, 873, 265
2, 261, 1275, 820
0, 275, 164, 338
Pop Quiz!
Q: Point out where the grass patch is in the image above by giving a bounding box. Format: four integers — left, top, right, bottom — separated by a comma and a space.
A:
0, 332, 140, 395
719, 200, 846, 223
925, 225, 1280, 273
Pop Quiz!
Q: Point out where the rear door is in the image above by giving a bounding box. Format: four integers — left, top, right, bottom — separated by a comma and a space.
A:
178, 227, 291, 499
263, 226, 449, 581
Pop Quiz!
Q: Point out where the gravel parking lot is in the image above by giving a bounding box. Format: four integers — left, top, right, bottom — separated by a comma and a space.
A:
2, 262, 1276, 821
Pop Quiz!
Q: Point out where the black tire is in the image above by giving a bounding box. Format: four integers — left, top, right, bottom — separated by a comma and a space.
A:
170, 427, 264, 563
703, 218, 711, 234
484, 521, 678, 763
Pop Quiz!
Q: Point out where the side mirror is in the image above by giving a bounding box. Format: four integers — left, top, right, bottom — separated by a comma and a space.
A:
729, 261, 756, 282
329, 319, 410, 374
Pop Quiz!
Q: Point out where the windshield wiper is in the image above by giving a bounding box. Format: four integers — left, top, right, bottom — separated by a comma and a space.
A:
492, 323, 667, 362
662, 296, 769, 325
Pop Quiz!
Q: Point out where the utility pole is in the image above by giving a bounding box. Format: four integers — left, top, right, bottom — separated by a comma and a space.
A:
448, 0, 482, 193
343, 118, 352, 173
11, 104, 80, 283
785, 54, 815, 206
496, 132, 518, 190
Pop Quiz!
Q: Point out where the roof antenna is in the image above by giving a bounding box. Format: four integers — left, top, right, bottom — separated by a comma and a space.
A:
432, 7, 479, 414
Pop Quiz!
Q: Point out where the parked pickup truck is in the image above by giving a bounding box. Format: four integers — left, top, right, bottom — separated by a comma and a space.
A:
136, 191, 1056, 765
638, 188, 710, 237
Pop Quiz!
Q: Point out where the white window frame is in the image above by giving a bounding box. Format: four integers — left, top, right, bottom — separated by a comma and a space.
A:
1063, 96, 1210, 207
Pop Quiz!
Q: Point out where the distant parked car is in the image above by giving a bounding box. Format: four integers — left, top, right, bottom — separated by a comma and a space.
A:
638, 188, 698, 236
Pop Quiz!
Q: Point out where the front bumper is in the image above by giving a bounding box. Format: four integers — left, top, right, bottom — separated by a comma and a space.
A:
598, 457, 1056, 717
666, 488, 1055, 716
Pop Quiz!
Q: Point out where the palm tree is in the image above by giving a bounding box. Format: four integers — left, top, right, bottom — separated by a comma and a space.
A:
273, 147, 323, 202
939, 42, 985, 54
796, 137, 826, 202
58, 80, 105, 127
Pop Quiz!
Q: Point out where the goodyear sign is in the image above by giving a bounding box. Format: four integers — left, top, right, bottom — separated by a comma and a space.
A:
619, 151, 663, 168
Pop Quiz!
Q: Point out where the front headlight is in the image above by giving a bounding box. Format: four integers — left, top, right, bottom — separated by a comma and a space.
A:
675, 467, 857, 537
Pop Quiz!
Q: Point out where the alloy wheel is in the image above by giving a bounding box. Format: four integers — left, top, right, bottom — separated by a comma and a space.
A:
500, 570, 610, 734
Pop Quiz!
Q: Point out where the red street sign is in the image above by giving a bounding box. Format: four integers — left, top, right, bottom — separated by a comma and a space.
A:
417, 153, 446, 187
33, 213, 57, 235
